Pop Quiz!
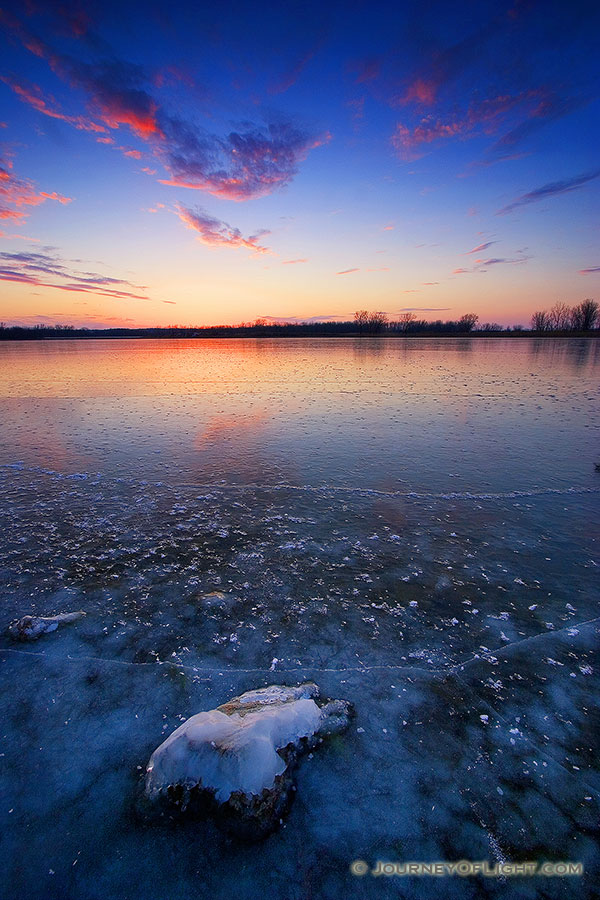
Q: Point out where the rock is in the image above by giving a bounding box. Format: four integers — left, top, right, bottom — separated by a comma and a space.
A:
144, 682, 352, 837
8, 611, 86, 641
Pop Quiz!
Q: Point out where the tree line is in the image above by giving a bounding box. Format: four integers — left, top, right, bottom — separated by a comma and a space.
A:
530, 299, 599, 332
0, 301, 597, 340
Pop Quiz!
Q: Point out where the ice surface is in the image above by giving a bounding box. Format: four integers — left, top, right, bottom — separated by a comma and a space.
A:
0, 338, 598, 899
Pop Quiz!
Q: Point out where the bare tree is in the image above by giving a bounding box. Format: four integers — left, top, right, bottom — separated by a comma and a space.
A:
398, 312, 416, 333
354, 310, 370, 334
531, 311, 551, 331
458, 313, 479, 332
367, 311, 388, 334
355, 310, 388, 334
570, 299, 599, 331
548, 302, 571, 330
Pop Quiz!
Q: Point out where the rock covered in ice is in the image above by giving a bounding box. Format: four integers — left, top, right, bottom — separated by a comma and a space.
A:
8, 611, 86, 641
144, 682, 352, 836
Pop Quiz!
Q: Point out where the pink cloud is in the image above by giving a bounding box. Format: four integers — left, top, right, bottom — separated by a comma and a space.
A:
0, 155, 72, 224
466, 240, 497, 254
175, 205, 270, 253
0, 248, 149, 300
395, 78, 438, 106
1, 77, 106, 133
392, 92, 539, 158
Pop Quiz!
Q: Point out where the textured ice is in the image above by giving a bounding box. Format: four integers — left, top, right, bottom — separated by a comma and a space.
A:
0, 338, 599, 899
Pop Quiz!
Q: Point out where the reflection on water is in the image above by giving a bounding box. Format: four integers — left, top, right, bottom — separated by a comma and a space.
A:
0, 337, 599, 492
0, 337, 598, 900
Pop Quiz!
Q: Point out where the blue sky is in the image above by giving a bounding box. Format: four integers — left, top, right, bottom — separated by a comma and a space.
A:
0, 0, 599, 327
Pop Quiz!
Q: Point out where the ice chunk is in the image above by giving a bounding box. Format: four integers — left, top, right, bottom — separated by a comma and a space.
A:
7, 611, 86, 641
146, 700, 321, 802
144, 682, 352, 835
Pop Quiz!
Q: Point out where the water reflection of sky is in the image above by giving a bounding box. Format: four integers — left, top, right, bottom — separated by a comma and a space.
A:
1, 337, 599, 491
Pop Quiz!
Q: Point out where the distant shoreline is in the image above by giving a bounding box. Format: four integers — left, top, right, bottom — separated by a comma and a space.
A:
1, 330, 599, 342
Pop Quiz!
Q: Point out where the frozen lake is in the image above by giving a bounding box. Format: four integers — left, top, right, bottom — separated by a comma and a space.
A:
0, 337, 599, 899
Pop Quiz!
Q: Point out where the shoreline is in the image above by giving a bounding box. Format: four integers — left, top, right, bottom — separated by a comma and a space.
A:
1, 331, 599, 342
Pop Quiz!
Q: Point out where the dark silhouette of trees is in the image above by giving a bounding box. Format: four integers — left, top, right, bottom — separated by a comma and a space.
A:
548, 302, 571, 330
1, 301, 596, 340
353, 310, 369, 334
354, 310, 388, 333
367, 311, 388, 333
398, 312, 417, 332
459, 313, 479, 332
531, 299, 598, 332
531, 310, 551, 331
571, 299, 599, 331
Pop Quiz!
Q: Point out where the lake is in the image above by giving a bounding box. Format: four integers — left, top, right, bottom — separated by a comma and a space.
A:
0, 337, 599, 899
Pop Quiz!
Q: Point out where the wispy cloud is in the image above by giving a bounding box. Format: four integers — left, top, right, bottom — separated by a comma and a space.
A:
175, 205, 270, 253
392, 92, 538, 159
474, 257, 526, 266
0, 229, 37, 241
394, 23, 497, 108
0, 154, 71, 224
497, 168, 600, 215
1, 76, 106, 132
268, 33, 325, 95
282, 258, 308, 264
490, 94, 589, 159
453, 253, 531, 274
2, 15, 327, 202
397, 78, 438, 107
336, 268, 359, 275
0, 248, 149, 300
466, 240, 497, 254
579, 266, 600, 275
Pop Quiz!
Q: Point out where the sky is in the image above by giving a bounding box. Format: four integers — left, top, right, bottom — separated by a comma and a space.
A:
0, 0, 599, 328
